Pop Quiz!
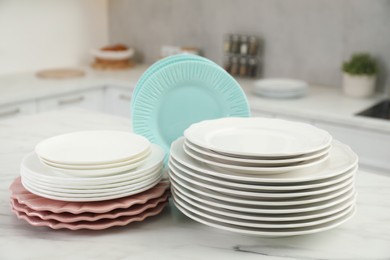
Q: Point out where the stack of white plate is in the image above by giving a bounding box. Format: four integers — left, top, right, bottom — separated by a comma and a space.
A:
20, 131, 165, 202
253, 78, 308, 99
168, 117, 358, 237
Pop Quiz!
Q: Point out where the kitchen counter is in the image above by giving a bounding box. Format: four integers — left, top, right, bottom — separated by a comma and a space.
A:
0, 65, 388, 134
0, 109, 389, 259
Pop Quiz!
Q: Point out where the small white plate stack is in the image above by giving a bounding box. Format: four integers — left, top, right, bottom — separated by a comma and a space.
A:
168, 117, 358, 237
11, 131, 168, 230
253, 78, 308, 99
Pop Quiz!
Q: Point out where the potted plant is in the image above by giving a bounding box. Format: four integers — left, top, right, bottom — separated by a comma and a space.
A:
342, 53, 378, 97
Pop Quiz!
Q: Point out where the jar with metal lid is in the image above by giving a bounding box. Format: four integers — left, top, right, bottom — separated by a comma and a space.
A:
223, 55, 231, 73
248, 36, 258, 56
239, 57, 248, 77
230, 56, 239, 76
231, 34, 240, 54
240, 36, 249, 55
248, 57, 258, 77
223, 34, 232, 53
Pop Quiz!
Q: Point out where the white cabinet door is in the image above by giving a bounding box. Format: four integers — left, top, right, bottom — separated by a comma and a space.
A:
314, 121, 390, 172
104, 87, 133, 118
37, 89, 104, 112
0, 101, 36, 120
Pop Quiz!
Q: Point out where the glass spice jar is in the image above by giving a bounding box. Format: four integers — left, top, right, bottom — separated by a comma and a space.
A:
248, 57, 258, 77
248, 36, 258, 56
231, 34, 240, 54
223, 55, 231, 73
240, 36, 249, 55
230, 56, 239, 76
239, 57, 248, 77
223, 34, 232, 53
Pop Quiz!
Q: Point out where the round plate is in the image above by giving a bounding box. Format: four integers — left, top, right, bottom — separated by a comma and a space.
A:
183, 141, 329, 175
21, 173, 162, 202
184, 117, 332, 157
170, 157, 357, 191
39, 147, 151, 170
173, 198, 356, 237
184, 139, 330, 165
12, 201, 168, 230
173, 192, 354, 229
21, 144, 164, 186
131, 61, 250, 156
169, 165, 355, 199
11, 193, 169, 223
169, 174, 355, 207
10, 178, 170, 214
170, 138, 358, 183
131, 54, 216, 109
35, 131, 151, 165
22, 166, 162, 193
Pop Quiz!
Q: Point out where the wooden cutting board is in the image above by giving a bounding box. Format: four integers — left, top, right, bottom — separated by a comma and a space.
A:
36, 68, 85, 79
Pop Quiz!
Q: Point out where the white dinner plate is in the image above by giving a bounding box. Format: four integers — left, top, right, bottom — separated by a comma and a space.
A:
169, 158, 357, 191
173, 191, 355, 229
35, 131, 150, 165
39, 147, 151, 170
21, 144, 165, 186
173, 198, 356, 237
184, 139, 331, 165
42, 156, 149, 178
170, 174, 355, 208
171, 184, 356, 221
170, 138, 358, 183
22, 166, 162, 193
169, 165, 354, 199
21, 174, 163, 202
184, 118, 332, 157
183, 141, 329, 174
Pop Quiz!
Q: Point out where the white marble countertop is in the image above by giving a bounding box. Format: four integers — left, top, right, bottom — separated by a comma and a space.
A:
0, 109, 389, 259
0, 65, 389, 134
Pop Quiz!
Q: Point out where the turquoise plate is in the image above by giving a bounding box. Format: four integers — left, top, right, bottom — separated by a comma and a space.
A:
132, 60, 250, 159
131, 54, 216, 109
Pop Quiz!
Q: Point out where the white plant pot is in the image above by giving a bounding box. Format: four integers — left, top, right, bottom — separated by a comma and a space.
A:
342, 73, 376, 98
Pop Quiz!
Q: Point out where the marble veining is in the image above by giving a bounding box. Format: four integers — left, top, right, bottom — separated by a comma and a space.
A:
0, 109, 389, 259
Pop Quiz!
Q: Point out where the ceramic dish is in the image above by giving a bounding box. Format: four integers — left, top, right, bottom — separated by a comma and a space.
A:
131, 61, 250, 156
21, 166, 162, 194
253, 78, 308, 99
36, 131, 150, 165
22, 166, 162, 190
184, 118, 332, 158
10, 177, 170, 214
183, 141, 330, 175
90, 48, 135, 60
11, 193, 169, 223
39, 147, 151, 170
21, 173, 162, 202
173, 199, 356, 237
171, 185, 356, 221
184, 139, 331, 166
170, 138, 358, 183
169, 166, 354, 199
131, 54, 216, 109
21, 144, 164, 186
169, 158, 357, 191
12, 200, 167, 230
169, 173, 356, 210
173, 192, 354, 229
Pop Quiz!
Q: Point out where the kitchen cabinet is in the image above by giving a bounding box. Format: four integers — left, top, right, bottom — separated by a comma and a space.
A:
37, 89, 105, 113
0, 101, 36, 120
104, 87, 132, 118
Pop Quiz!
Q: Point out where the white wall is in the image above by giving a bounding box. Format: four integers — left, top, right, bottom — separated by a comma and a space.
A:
0, 0, 108, 75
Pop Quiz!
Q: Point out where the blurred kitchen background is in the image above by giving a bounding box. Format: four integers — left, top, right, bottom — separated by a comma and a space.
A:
1, 0, 389, 90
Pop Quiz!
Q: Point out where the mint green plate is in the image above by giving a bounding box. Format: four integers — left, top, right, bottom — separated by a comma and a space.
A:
132, 60, 250, 159
131, 54, 215, 109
